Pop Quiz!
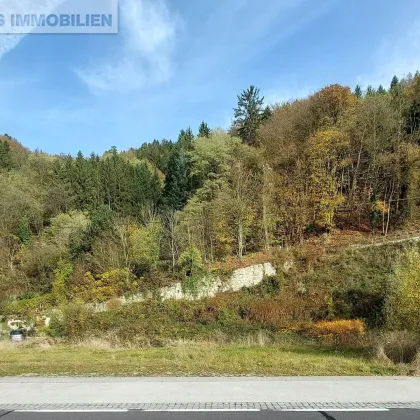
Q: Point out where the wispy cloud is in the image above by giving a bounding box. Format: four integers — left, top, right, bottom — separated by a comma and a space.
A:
265, 85, 314, 106
357, 19, 420, 88
76, 0, 179, 94
0, 0, 65, 59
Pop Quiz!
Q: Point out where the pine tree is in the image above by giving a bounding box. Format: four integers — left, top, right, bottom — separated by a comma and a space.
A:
377, 85, 386, 95
390, 75, 399, 91
163, 147, 190, 210
198, 121, 211, 138
18, 215, 31, 244
261, 106, 273, 122
234, 85, 266, 146
354, 85, 363, 99
366, 85, 376, 96
178, 128, 195, 150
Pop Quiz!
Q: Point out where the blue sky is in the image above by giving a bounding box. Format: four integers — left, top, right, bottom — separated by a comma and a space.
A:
0, 0, 420, 155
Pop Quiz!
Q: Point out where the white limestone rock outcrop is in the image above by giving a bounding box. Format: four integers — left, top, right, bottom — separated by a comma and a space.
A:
159, 262, 276, 301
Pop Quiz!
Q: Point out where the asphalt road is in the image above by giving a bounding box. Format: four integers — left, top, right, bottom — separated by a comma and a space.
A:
1, 410, 420, 420
2, 377, 420, 405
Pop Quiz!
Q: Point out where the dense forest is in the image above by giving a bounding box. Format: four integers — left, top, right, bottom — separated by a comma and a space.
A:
1, 73, 420, 342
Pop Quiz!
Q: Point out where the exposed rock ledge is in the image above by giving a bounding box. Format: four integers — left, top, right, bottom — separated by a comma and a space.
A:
119, 262, 276, 305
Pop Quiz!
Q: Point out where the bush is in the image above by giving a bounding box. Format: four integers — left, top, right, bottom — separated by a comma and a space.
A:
377, 331, 420, 364
105, 298, 123, 311
301, 319, 366, 344
5, 294, 54, 317
94, 269, 134, 302
333, 289, 385, 328
243, 275, 282, 296
386, 249, 420, 332
246, 291, 326, 330
47, 304, 93, 340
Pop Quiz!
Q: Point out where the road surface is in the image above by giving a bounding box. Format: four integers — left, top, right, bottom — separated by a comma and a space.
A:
1, 377, 420, 405
1, 409, 420, 419
1, 377, 420, 419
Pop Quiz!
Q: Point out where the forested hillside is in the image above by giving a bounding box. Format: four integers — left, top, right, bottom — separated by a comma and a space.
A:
1, 73, 420, 327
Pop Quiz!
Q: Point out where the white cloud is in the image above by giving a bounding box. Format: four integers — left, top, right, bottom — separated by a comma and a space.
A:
76, 0, 178, 94
0, 0, 65, 59
357, 20, 420, 89
264, 86, 313, 106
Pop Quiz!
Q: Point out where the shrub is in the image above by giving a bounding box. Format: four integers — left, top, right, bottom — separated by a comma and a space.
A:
94, 269, 134, 302
5, 294, 54, 317
377, 331, 420, 364
243, 275, 282, 296
386, 249, 420, 332
246, 291, 326, 330
47, 303, 93, 340
333, 289, 385, 328
105, 298, 123, 311
52, 259, 73, 304
301, 319, 366, 344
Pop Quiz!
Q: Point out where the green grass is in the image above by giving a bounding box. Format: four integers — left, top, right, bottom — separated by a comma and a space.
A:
0, 342, 397, 377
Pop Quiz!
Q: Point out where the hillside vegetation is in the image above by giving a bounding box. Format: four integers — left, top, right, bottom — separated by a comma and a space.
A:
1, 75, 420, 375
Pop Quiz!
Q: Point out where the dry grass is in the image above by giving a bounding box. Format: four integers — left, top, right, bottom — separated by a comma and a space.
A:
210, 251, 276, 272
375, 331, 420, 365
0, 339, 397, 377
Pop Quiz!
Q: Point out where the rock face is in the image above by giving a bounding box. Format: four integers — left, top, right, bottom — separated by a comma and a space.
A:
224, 263, 277, 292
124, 263, 277, 304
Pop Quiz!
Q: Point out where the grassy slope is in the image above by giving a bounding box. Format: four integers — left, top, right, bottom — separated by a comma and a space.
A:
0, 343, 395, 377
3, 233, 419, 378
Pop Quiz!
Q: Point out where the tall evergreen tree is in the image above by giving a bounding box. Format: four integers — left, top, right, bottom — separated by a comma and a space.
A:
377, 85, 387, 95
137, 139, 174, 173
234, 85, 265, 146
366, 85, 376, 96
163, 147, 190, 210
178, 128, 195, 150
390, 75, 399, 91
198, 121, 211, 138
261, 106, 273, 122
354, 85, 362, 99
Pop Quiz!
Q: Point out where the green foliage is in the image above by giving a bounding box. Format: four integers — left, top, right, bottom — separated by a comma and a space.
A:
178, 246, 209, 297
52, 259, 73, 304
47, 303, 93, 340
18, 215, 31, 244
94, 269, 134, 303
286, 242, 411, 328
386, 249, 420, 332
234, 85, 267, 146
198, 121, 211, 138
178, 246, 203, 277
129, 219, 162, 275
354, 85, 362, 99
0, 140, 13, 170
178, 128, 195, 151
243, 275, 282, 297
163, 147, 191, 210
0, 172, 44, 236
5, 294, 53, 317
3, 73, 420, 341
136, 139, 174, 173
390, 75, 399, 91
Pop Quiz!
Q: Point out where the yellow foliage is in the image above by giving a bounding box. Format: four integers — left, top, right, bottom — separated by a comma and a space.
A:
303, 319, 366, 343
372, 200, 389, 215
94, 269, 132, 303
307, 130, 350, 229
312, 84, 358, 125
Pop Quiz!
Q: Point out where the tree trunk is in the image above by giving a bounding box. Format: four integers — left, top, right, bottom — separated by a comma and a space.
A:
238, 222, 244, 260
